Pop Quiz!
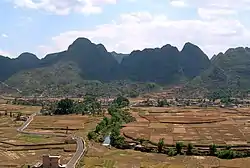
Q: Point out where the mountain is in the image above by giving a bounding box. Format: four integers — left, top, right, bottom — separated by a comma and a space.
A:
180, 42, 211, 78
1, 37, 212, 96
0, 52, 40, 81
6, 61, 160, 97
63, 38, 119, 81
120, 44, 183, 84
110, 51, 129, 63
185, 47, 250, 97
120, 43, 210, 84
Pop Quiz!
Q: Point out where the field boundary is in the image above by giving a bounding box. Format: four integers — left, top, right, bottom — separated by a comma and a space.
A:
16, 112, 86, 168
123, 132, 250, 148
0, 141, 66, 147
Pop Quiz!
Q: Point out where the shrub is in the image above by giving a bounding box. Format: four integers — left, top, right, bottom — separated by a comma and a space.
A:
187, 143, 194, 155
168, 148, 176, 156
226, 145, 232, 150
112, 96, 130, 108
216, 150, 237, 159
176, 142, 184, 154
87, 131, 97, 140
209, 144, 217, 156
157, 138, 164, 153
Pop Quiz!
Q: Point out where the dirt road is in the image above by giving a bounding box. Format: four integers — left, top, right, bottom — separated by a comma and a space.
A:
17, 112, 86, 168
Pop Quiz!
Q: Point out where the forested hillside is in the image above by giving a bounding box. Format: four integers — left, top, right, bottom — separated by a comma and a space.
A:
1, 37, 249, 97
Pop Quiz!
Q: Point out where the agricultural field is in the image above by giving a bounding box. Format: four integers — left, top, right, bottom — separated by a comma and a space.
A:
27, 114, 102, 136
3, 100, 250, 168
122, 107, 250, 146
0, 103, 80, 167
0, 103, 41, 115
81, 142, 250, 168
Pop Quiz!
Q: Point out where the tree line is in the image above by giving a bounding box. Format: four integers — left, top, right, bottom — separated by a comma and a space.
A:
40, 94, 130, 116
87, 97, 134, 148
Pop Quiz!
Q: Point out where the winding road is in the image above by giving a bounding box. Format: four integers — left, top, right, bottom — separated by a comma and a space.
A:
17, 112, 86, 168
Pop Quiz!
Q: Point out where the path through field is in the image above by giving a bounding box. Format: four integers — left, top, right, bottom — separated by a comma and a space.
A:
17, 112, 86, 168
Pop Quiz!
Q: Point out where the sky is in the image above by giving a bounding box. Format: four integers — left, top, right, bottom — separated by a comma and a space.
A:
0, 0, 250, 58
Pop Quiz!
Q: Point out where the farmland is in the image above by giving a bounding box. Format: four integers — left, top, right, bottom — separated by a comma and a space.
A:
83, 106, 250, 168
122, 107, 250, 146
83, 142, 250, 168
2, 98, 250, 167
0, 102, 100, 167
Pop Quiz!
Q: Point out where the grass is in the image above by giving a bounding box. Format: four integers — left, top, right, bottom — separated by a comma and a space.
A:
17, 134, 46, 143
76, 156, 85, 168
103, 160, 116, 168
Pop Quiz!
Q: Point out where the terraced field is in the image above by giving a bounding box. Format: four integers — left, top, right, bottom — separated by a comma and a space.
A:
0, 104, 77, 167
122, 107, 250, 146
83, 142, 250, 168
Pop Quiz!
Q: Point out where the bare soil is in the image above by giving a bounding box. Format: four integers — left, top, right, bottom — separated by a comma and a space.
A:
122, 107, 250, 145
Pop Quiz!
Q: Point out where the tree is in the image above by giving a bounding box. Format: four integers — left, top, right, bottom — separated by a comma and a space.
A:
103, 117, 110, 126
128, 91, 139, 98
187, 143, 193, 155
110, 125, 125, 147
112, 96, 129, 108
209, 144, 217, 156
157, 99, 164, 107
16, 112, 22, 121
82, 94, 102, 115
176, 142, 183, 154
216, 150, 237, 159
55, 98, 74, 115
168, 148, 176, 156
88, 131, 97, 140
157, 138, 164, 153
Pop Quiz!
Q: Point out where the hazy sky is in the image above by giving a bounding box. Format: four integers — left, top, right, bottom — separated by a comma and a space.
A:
0, 0, 250, 58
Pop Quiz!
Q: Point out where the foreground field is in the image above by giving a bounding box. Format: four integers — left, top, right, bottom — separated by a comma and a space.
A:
82, 142, 250, 168
3, 102, 250, 167
0, 103, 101, 167
0, 115, 76, 167
122, 107, 250, 146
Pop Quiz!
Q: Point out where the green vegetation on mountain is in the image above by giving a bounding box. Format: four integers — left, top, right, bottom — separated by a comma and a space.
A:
6, 37, 249, 97
120, 45, 183, 84
180, 42, 211, 78
183, 47, 250, 97
0, 52, 40, 81
6, 61, 160, 97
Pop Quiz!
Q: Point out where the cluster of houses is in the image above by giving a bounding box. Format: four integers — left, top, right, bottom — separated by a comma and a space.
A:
131, 98, 250, 108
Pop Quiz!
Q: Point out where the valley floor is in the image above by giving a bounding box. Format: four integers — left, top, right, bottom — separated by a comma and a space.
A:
2, 102, 250, 168
81, 142, 250, 168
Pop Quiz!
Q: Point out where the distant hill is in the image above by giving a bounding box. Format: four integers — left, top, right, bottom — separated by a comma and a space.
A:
180, 42, 211, 79
182, 47, 250, 97
0, 37, 216, 97
6, 61, 161, 97
0, 52, 40, 81
120, 43, 210, 84
110, 51, 129, 63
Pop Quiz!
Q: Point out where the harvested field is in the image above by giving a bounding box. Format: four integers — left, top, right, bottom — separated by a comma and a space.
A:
81, 142, 250, 168
122, 107, 250, 146
0, 148, 74, 166
0, 104, 41, 115
28, 115, 101, 136
0, 109, 91, 167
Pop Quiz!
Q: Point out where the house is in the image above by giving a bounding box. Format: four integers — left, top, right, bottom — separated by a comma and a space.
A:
33, 155, 66, 168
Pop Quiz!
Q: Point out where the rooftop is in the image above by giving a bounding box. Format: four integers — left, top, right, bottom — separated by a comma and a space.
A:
43, 155, 61, 158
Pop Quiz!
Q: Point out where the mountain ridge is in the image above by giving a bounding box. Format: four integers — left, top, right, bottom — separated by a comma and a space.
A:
1, 37, 249, 97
